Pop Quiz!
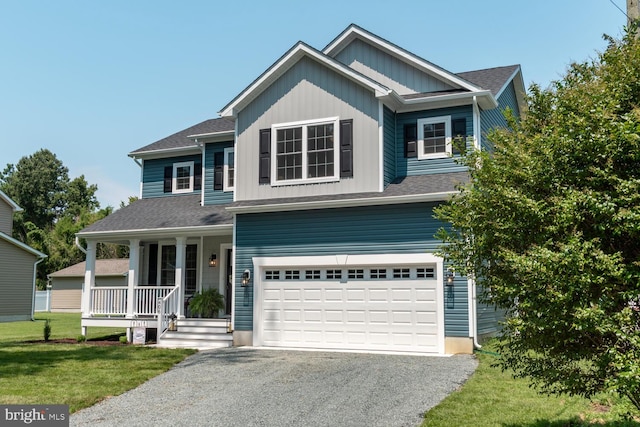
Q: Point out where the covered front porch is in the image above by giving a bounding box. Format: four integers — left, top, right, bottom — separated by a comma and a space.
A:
79, 230, 233, 345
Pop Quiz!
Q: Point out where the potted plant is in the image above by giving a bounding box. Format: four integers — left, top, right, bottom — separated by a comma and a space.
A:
188, 288, 225, 318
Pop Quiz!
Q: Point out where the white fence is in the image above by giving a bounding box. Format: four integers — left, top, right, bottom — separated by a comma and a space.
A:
35, 290, 51, 312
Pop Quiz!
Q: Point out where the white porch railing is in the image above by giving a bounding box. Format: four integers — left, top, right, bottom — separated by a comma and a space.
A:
157, 287, 180, 341
89, 286, 175, 317
134, 286, 175, 316
91, 287, 128, 315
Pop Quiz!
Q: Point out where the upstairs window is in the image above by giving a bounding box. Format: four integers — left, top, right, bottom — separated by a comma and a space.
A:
272, 117, 340, 185
417, 116, 451, 159
224, 148, 235, 191
164, 161, 201, 194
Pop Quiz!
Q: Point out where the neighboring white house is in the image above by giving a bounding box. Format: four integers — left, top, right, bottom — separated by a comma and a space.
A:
48, 259, 128, 312
0, 190, 46, 322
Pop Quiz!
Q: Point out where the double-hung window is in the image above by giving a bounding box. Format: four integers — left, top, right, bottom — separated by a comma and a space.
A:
224, 147, 235, 191
172, 161, 194, 193
272, 117, 340, 185
417, 116, 451, 159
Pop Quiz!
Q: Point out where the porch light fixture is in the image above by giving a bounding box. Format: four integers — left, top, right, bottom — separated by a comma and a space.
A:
242, 269, 251, 287
446, 270, 455, 287
209, 254, 217, 268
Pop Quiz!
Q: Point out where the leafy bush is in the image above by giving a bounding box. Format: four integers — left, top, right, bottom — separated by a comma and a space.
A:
188, 289, 225, 318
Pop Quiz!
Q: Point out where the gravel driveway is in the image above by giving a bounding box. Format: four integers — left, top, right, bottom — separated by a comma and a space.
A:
71, 348, 477, 427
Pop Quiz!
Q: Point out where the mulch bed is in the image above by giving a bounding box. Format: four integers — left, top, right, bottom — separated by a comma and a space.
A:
26, 338, 127, 346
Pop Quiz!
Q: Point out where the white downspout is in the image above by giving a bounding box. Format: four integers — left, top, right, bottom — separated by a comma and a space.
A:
31, 257, 45, 320
75, 236, 87, 254
471, 96, 482, 349
131, 157, 142, 199
471, 277, 482, 349
197, 138, 205, 206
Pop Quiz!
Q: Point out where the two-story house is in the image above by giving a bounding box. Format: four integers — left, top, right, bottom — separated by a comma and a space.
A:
0, 190, 47, 322
77, 24, 525, 354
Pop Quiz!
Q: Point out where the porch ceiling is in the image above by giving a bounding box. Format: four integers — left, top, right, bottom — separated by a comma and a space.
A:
78, 195, 233, 240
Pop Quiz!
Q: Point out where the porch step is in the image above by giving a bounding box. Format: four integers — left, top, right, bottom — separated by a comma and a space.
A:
157, 318, 233, 350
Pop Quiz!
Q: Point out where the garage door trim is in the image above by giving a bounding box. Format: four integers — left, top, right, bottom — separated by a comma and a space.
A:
252, 253, 445, 354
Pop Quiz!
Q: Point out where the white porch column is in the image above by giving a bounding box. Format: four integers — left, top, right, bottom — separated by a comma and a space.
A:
82, 240, 96, 318
126, 239, 140, 318
175, 237, 186, 318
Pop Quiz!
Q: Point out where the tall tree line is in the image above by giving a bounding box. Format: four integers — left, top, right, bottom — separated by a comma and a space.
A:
1, 149, 129, 288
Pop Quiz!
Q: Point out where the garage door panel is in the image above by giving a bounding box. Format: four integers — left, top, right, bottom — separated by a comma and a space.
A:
258, 266, 441, 354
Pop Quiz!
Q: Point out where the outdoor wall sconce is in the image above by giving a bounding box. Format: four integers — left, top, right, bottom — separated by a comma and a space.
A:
209, 254, 217, 268
242, 269, 251, 287
446, 270, 455, 287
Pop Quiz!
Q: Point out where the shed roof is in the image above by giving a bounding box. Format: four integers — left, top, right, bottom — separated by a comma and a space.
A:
48, 259, 129, 278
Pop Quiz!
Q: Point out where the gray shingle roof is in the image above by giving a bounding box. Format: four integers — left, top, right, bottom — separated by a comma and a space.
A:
129, 117, 235, 155
48, 259, 129, 278
229, 172, 468, 208
79, 195, 233, 233
79, 173, 466, 234
456, 65, 520, 97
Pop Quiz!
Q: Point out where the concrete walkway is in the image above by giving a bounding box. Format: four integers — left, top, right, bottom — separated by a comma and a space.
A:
71, 348, 477, 427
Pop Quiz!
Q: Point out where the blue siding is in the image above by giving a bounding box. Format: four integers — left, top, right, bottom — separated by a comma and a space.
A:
142, 154, 202, 199
395, 106, 473, 177
480, 81, 520, 151
204, 141, 234, 205
476, 288, 505, 336
383, 106, 396, 186
234, 202, 469, 337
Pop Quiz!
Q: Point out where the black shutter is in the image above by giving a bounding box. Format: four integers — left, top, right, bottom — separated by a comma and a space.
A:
194, 162, 202, 191
404, 123, 417, 158
340, 119, 353, 178
451, 118, 467, 155
259, 129, 271, 184
213, 152, 224, 190
163, 166, 172, 193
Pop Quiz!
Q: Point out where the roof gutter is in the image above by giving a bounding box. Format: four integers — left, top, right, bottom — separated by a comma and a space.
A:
227, 191, 458, 214
77, 224, 234, 240
30, 256, 46, 321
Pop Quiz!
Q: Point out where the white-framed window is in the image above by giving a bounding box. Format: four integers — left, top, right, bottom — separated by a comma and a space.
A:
172, 161, 194, 193
271, 117, 340, 185
223, 147, 235, 191
417, 116, 451, 159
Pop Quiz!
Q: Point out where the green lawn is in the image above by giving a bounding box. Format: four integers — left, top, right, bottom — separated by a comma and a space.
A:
423, 349, 640, 427
0, 313, 195, 413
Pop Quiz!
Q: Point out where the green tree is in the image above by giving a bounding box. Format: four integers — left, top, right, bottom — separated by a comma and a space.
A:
1, 149, 69, 241
435, 31, 640, 412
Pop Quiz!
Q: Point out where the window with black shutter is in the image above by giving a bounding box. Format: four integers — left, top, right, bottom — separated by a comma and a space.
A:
214, 152, 224, 190
259, 129, 271, 184
404, 123, 417, 158
163, 166, 172, 193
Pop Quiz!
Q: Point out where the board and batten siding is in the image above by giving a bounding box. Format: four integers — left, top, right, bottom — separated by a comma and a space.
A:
234, 202, 469, 337
235, 56, 381, 201
0, 239, 36, 321
0, 199, 14, 235
480, 81, 520, 151
333, 38, 455, 96
383, 106, 396, 186
204, 142, 234, 205
395, 106, 473, 177
142, 154, 202, 199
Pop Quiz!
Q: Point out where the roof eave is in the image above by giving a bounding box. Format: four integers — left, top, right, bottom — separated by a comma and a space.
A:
219, 42, 390, 118
0, 232, 46, 258
384, 90, 497, 112
323, 25, 482, 93
128, 145, 201, 159
0, 190, 23, 212
226, 191, 457, 214
77, 224, 233, 241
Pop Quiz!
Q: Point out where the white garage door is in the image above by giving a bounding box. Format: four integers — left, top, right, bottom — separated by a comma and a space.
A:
256, 264, 443, 354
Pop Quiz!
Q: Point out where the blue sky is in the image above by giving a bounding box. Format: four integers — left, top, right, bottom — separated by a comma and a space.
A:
0, 0, 628, 208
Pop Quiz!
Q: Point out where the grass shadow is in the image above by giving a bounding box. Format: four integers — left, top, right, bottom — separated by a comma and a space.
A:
503, 418, 640, 427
